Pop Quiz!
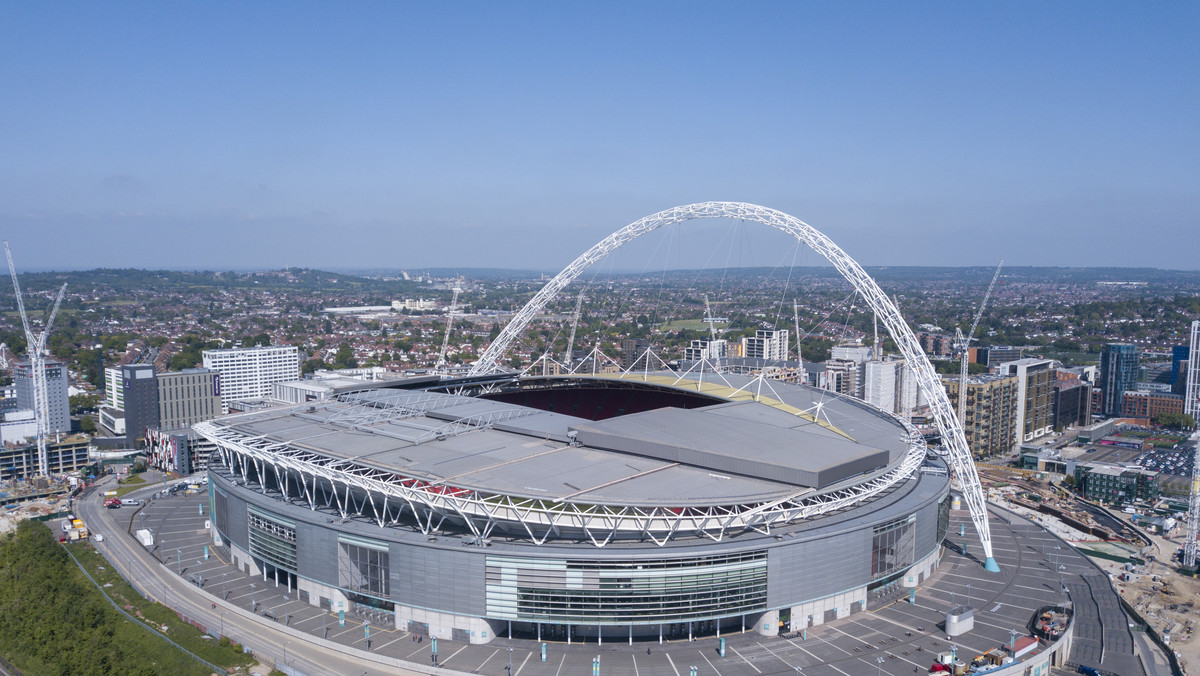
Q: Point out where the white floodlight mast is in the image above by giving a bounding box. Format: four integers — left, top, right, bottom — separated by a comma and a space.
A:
5, 241, 68, 478
1183, 320, 1200, 567
468, 202, 1000, 571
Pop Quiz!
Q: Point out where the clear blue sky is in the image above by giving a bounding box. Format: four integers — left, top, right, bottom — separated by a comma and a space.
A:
2, 2, 1197, 271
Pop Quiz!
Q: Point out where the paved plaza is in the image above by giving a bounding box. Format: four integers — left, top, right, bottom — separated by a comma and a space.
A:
82, 478, 1152, 676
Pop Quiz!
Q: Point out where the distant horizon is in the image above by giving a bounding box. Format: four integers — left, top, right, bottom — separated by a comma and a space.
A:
9, 263, 1200, 277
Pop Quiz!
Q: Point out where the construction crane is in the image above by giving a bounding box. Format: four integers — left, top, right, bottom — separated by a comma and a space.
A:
5, 242, 68, 478
954, 261, 1004, 424
435, 285, 462, 374
1183, 321, 1200, 568
563, 289, 585, 366
703, 294, 723, 371
793, 301, 803, 373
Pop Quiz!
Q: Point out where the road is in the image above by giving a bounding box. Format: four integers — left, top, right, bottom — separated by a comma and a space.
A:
78, 475, 433, 676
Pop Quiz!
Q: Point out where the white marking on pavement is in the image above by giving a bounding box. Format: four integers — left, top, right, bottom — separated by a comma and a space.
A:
727, 645, 761, 673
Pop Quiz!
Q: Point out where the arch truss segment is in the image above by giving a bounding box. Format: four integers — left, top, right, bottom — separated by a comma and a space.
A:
467, 201, 999, 571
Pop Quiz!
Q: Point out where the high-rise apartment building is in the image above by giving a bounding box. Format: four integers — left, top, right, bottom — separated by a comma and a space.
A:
683, 339, 727, 362
1186, 321, 1200, 419
742, 330, 790, 362
942, 374, 1019, 459
14, 359, 70, 434
1099, 344, 1139, 417
997, 358, 1054, 446
104, 366, 124, 410
864, 359, 919, 416
864, 360, 900, 414
202, 345, 300, 407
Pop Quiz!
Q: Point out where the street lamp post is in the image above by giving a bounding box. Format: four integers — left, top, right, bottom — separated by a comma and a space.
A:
176, 548, 181, 574
876, 656, 884, 676
507, 647, 513, 674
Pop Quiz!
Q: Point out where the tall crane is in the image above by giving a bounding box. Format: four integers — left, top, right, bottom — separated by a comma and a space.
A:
793, 301, 803, 374
435, 284, 462, 374
5, 242, 68, 478
563, 289, 585, 366
704, 294, 723, 372
1183, 321, 1200, 568
954, 261, 1004, 424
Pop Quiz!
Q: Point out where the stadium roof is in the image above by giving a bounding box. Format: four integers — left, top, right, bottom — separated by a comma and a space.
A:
211, 372, 911, 508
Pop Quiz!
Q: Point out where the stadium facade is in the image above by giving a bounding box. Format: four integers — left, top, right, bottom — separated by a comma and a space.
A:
198, 371, 950, 644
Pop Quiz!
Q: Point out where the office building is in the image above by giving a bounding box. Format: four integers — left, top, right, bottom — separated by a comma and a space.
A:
942, 374, 1019, 459
157, 368, 222, 431
203, 345, 300, 407
14, 359, 71, 435
742, 330, 790, 362
1099, 344, 1139, 417
997, 358, 1054, 446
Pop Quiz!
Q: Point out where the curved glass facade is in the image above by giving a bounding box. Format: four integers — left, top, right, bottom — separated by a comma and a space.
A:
484, 552, 767, 624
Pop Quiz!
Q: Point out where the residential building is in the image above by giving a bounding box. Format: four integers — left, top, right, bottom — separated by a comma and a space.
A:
1121, 390, 1184, 421
620, 339, 650, 368
825, 359, 859, 397
202, 345, 300, 407
684, 339, 728, 362
997, 358, 1055, 446
1074, 463, 1160, 505
1099, 343, 1139, 417
864, 360, 899, 413
1051, 378, 1092, 430
742, 330, 790, 362
14, 359, 71, 434
1187, 321, 1200, 419
104, 366, 125, 410
0, 435, 90, 479
941, 374, 1019, 459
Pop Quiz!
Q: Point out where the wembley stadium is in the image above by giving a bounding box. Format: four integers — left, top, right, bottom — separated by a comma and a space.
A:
195, 370, 951, 645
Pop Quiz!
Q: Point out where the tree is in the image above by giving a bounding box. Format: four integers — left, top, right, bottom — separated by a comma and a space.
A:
1154, 412, 1196, 431
333, 342, 357, 369
80, 415, 97, 433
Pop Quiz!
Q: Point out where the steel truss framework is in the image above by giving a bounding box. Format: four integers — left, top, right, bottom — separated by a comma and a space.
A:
195, 404, 928, 547
466, 202, 999, 570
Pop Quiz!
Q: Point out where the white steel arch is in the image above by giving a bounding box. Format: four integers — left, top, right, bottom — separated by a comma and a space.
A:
468, 201, 1000, 571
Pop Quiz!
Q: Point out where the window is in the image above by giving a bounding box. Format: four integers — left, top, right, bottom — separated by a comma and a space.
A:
247, 506, 297, 570
872, 515, 916, 579
338, 535, 390, 598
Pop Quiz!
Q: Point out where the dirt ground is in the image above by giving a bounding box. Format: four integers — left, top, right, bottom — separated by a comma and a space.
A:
1111, 519, 1200, 672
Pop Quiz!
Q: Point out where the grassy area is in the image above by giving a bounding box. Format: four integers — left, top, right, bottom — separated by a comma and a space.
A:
114, 474, 148, 497
68, 541, 255, 672
0, 520, 249, 675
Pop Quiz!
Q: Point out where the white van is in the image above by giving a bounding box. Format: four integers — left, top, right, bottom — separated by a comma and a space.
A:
121, 498, 141, 506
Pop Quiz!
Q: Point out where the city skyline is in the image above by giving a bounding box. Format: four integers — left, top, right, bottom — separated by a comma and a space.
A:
2, 3, 1197, 270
